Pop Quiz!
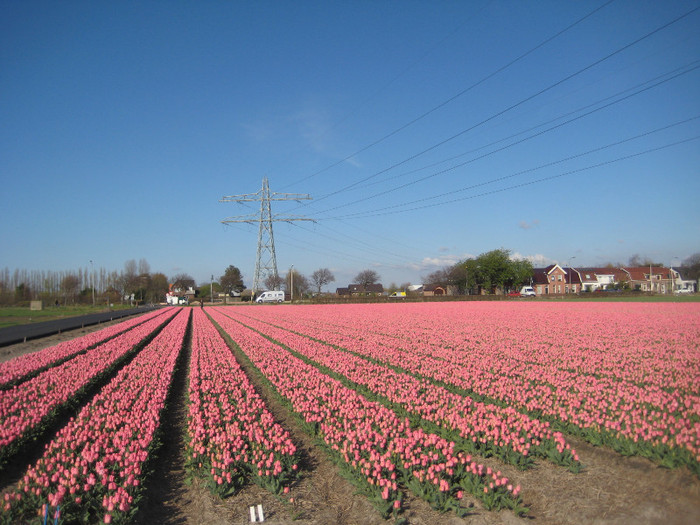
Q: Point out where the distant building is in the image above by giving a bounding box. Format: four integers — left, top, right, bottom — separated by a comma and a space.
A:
336, 283, 384, 296
533, 264, 580, 295
530, 265, 693, 295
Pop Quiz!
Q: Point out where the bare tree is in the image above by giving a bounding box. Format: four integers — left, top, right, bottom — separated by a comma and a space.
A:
264, 274, 284, 291
310, 268, 335, 294
138, 258, 151, 276
286, 269, 310, 298
61, 274, 80, 305
354, 269, 380, 286
171, 273, 195, 292
680, 253, 700, 281
423, 268, 450, 286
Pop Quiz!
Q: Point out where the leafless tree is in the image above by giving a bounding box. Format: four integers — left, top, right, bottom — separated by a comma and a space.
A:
354, 269, 380, 286
61, 274, 80, 305
264, 274, 284, 291
311, 268, 335, 294
286, 269, 310, 298
171, 273, 195, 292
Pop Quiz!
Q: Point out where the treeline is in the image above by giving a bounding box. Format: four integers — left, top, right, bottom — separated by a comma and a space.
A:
0, 259, 171, 307
423, 248, 533, 295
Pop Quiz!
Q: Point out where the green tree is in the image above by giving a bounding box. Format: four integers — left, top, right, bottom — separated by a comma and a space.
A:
509, 258, 534, 291
14, 283, 30, 303
199, 282, 222, 303
220, 265, 245, 294
149, 272, 169, 303
450, 249, 533, 294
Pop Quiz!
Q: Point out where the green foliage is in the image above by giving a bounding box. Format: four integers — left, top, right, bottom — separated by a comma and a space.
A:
452, 248, 533, 294
220, 265, 245, 294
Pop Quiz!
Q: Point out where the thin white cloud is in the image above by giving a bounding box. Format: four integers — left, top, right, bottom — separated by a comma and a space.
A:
519, 219, 540, 230
290, 107, 332, 153
406, 253, 474, 271
511, 252, 554, 266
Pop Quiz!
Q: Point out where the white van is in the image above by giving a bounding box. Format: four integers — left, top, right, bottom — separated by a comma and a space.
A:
255, 290, 285, 303
519, 286, 536, 297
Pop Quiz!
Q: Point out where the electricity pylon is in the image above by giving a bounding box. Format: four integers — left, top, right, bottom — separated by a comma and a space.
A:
220, 177, 313, 297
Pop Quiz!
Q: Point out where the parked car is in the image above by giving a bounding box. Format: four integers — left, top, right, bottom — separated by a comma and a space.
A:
674, 288, 693, 294
255, 290, 285, 303
519, 286, 536, 297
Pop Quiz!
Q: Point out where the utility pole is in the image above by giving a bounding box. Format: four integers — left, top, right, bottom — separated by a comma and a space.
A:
221, 177, 313, 298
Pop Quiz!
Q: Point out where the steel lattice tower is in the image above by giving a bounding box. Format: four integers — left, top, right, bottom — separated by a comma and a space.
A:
220, 177, 313, 297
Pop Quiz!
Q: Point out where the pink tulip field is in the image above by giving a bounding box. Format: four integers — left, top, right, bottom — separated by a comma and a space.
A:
1, 308, 189, 524
0, 308, 178, 469
0, 309, 171, 390
207, 307, 526, 518
0, 301, 698, 523
218, 302, 700, 475
185, 308, 299, 498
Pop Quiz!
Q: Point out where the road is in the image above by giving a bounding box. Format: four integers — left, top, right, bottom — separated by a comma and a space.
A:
0, 306, 161, 347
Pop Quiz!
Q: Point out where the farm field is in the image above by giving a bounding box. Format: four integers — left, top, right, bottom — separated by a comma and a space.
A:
0, 302, 699, 524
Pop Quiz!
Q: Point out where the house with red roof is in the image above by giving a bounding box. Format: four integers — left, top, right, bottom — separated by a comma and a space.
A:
532, 265, 581, 295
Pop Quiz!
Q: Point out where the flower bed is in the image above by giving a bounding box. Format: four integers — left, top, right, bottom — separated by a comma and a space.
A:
207, 308, 524, 518
212, 307, 579, 472
1, 308, 190, 524
185, 308, 299, 497
0, 308, 173, 390
0, 309, 178, 466
237, 302, 700, 473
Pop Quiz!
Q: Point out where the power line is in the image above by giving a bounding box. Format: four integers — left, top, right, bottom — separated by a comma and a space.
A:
346, 58, 700, 195
282, 0, 616, 191
277, 2, 495, 193
311, 63, 700, 217
294, 4, 699, 211
320, 134, 700, 221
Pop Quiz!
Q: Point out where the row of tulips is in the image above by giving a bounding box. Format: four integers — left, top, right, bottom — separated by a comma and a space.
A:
328, 302, 699, 393
241, 303, 700, 472
213, 307, 580, 472
207, 308, 525, 518
185, 308, 299, 497
0, 308, 172, 390
1, 308, 190, 525
0, 309, 178, 465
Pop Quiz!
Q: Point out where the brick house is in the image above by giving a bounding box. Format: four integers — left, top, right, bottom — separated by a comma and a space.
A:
574, 267, 628, 292
533, 265, 581, 295
423, 284, 446, 296
620, 266, 676, 293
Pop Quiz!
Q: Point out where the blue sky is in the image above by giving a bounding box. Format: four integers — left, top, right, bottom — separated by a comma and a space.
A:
2, 0, 699, 290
